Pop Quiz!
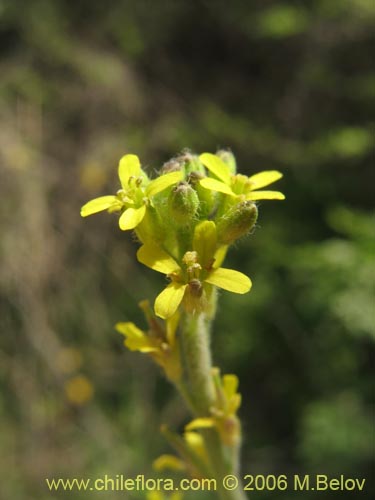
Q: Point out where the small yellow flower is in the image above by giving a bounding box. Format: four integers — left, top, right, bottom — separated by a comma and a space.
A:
80, 154, 182, 230
185, 370, 242, 446
199, 152, 285, 201
115, 310, 181, 381
137, 221, 252, 319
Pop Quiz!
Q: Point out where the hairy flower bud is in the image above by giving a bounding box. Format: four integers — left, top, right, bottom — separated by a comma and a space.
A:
168, 182, 199, 224
217, 201, 258, 244
160, 159, 183, 174
216, 150, 237, 174
181, 153, 206, 177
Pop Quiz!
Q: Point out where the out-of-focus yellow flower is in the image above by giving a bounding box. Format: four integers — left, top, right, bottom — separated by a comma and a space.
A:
64, 375, 94, 406
186, 370, 241, 446
199, 152, 285, 201
137, 221, 251, 319
115, 309, 181, 381
80, 154, 182, 230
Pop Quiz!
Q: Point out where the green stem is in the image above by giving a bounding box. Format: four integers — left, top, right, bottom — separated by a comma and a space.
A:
180, 312, 216, 414
178, 311, 248, 500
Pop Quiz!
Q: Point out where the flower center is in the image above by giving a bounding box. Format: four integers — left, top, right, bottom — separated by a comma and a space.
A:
231, 174, 253, 195
117, 175, 146, 206
182, 251, 203, 281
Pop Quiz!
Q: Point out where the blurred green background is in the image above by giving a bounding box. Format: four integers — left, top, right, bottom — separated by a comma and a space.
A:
0, 0, 374, 499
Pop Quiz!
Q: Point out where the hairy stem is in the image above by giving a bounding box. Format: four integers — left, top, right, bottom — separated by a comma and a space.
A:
180, 312, 216, 414
178, 311, 247, 500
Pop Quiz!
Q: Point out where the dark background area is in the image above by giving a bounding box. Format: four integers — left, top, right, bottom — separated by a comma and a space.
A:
0, 1, 374, 499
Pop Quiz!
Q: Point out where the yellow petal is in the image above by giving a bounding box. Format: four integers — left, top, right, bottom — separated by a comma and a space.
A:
155, 283, 187, 319
199, 177, 235, 196
222, 374, 239, 399
205, 268, 252, 294
184, 431, 209, 464
80, 195, 120, 217
185, 417, 216, 431
119, 205, 146, 230
248, 170, 283, 190
137, 245, 180, 274
199, 153, 231, 184
146, 171, 183, 198
246, 190, 285, 200
193, 221, 217, 269
184, 431, 206, 455
213, 245, 228, 269
118, 154, 141, 189
115, 322, 157, 352
153, 454, 186, 472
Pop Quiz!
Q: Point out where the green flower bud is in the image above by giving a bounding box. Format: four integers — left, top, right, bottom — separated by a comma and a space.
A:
160, 151, 205, 178
181, 153, 206, 177
185, 171, 216, 219
168, 181, 199, 224
216, 150, 237, 174
217, 201, 258, 244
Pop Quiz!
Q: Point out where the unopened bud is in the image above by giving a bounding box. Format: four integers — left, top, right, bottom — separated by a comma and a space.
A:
160, 159, 183, 174
182, 154, 206, 177
217, 201, 258, 244
168, 182, 199, 224
216, 150, 237, 174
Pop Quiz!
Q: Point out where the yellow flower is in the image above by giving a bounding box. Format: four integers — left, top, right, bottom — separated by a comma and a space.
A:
185, 370, 241, 446
115, 310, 181, 381
199, 152, 285, 201
80, 154, 182, 230
137, 221, 252, 319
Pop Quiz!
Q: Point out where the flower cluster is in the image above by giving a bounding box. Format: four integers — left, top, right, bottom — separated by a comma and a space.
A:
81, 149, 285, 489
81, 150, 284, 321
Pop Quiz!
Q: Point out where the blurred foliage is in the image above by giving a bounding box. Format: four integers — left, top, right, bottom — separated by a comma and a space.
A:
0, 0, 373, 499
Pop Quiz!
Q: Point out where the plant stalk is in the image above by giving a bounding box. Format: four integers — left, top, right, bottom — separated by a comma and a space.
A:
178, 311, 247, 500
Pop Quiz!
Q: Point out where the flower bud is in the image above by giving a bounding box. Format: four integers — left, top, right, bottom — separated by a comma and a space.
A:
160, 159, 183, 174
216, 150, 237, 174
217, 201, 258, 244
181, 153, 206, 177
168, 182, 199, 224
